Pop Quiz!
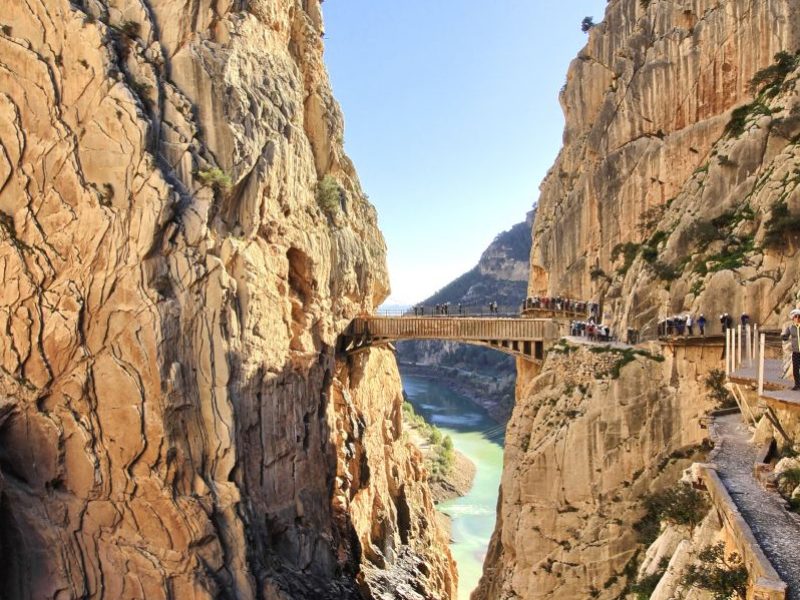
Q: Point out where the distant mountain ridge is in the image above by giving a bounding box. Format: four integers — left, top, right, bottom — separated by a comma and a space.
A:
422, 211, 533, 309
397, 209, 535, 422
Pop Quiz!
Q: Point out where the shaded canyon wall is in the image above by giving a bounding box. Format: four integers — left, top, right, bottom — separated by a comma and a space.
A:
0, 1, 454, 598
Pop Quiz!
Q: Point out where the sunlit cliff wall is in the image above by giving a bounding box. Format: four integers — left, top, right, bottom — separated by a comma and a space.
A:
477, 0, 800, 598
0, 1, 454, 598
530, 0, 800, 333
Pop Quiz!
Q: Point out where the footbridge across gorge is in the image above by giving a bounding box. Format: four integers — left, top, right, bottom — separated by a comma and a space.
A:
341, 316, 568, 361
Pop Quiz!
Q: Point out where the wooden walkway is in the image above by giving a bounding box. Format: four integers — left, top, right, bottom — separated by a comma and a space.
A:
341, 317, 565, 361
658, 334, 725, 346
731, 359, 800, 410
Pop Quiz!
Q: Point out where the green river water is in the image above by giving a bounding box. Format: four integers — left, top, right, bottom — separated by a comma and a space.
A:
401, 375, 505, 600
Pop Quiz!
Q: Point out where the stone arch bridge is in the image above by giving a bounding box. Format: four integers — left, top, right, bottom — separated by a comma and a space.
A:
341, 316, 566, 361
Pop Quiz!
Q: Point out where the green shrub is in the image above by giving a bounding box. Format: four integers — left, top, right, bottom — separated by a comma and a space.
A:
749, 50, 800, 95
763, 200, 800, 249
652, 260, 679, 281
590, 347, 664, 380
130, 79, 153, 100
647, 230, 669, 248
635, 485, 709, 545
681, 542, 748, 600
704, 236, 755, 272
726, 102, 773, 137
704, 369, 737, 408
197, 167, 232, 191
788, 497, 800, 514
639, 206, 668, 238
777, 468, 800, 497
612, 242, 641, 275
630, 558, 669, 600
641, 245, 658, 263
316, 174, 342, 216
590, 266, 607, 280
430, 428, 442, 445
688, 220, 724, 248
119, 20, 140, 37
402, 401, 454, 479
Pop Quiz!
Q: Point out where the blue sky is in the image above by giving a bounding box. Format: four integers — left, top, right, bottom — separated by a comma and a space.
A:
323, 1, 608, 305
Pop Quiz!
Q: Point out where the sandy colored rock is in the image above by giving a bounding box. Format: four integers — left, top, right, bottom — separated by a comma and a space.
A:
529, 0, 800, 333
0, 1, 453, 598
478, 1, 800, 598
475, 342, 719, 599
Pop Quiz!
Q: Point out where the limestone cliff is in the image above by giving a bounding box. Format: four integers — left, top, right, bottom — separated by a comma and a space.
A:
530, 0, 800, 332
0, 1, 453, 598
479, 0, 800, 597
475, 343, 718, 599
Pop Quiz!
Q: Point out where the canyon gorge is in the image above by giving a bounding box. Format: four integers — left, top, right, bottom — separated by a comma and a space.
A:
2, 0, 800, 599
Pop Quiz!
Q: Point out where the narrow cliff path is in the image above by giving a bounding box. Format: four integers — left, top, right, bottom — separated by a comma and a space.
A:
711, 414, 800, 600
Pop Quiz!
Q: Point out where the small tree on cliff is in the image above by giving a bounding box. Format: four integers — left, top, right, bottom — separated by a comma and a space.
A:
681, 542, 748, 600
581, 16, 595, 32
635, 484, 709, 544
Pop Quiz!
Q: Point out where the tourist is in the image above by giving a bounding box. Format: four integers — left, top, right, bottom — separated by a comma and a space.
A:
686, 314, 694, 336
725, 313, 733, 330
741, 313, 750, 327
781, 309, 800, 391
698, 314, 706, 336
675, 316, 685, 336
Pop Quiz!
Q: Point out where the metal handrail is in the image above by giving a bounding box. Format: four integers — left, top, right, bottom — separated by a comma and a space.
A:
375, 305, 522, 318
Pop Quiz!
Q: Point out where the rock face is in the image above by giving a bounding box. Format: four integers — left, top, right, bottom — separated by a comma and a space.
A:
396, 212, 533, 422
529, 0, 800, 333
475, 343, 718, 599
479, 0, 800, 597
0, 1, 453, 599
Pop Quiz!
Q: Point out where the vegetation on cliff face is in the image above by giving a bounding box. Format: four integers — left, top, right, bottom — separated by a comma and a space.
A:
317, 174, 343, 218
704, 369, 737, 408
681, 543, 748, 600
634, 485, 710, 545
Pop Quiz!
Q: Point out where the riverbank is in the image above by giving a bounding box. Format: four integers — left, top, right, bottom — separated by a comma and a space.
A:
405, 418, 477, 504
431, 451, 476, 503
398, 362, 514, 424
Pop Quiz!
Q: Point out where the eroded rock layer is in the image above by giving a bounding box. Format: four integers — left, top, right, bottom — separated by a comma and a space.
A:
530, 0, 800, 331
0, 1, 453, 598
475, 343, 718, 599
479, 0, 800, 598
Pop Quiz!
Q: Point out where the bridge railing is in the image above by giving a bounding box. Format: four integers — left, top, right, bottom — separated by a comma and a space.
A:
349, 317, 564, 342
375, 305, 522, 318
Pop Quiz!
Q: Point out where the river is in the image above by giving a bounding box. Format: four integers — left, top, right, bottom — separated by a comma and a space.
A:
401, 374, 505, 600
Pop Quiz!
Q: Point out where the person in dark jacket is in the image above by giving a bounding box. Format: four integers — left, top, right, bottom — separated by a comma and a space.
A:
698, 314, 707, 336
782, 309, 800, 391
